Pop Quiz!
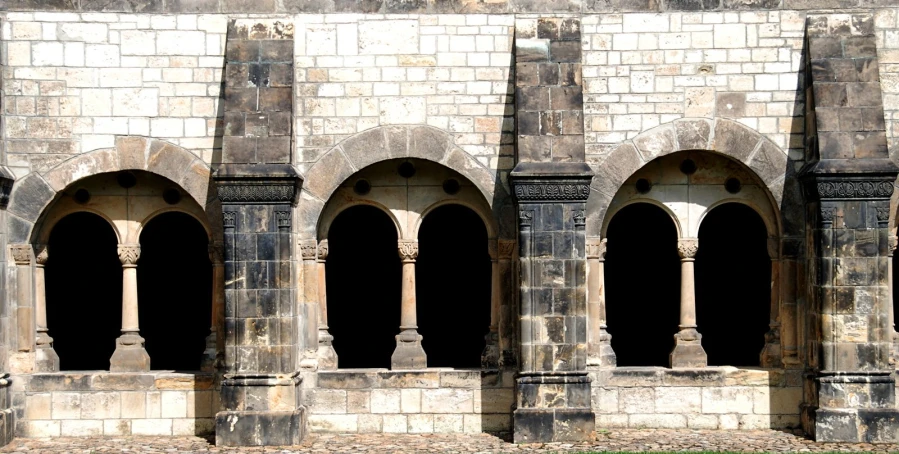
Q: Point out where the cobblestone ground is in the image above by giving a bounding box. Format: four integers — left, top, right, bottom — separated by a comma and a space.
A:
3, 430, 899, 453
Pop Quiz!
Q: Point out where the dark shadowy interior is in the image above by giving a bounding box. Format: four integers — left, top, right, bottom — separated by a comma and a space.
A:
327, 205, 401, 368
46, 212, 122, 370
696, 203, 771, 366
138, 211, 212, 371
605, 203, 681, 367
417, 204, 491, 368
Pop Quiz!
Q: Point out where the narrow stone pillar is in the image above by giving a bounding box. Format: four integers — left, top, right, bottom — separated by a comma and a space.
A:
109, 243, 150, 372
392, 240, 426, 369
760, 238, 783, 368
482, 239, 501, 369
497, 239, 517, 367
890, 235, 899, 365
586, 237, 615, 368
201, 242, 225, 372
298, 240, 320, 370
670, 238, 707, 368
316, 240, 337, 370
32, 244, 58, 372
779, 237, 802, 367
10, 245, 33, 357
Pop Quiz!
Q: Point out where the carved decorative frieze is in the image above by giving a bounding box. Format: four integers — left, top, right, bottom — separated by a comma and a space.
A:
586, 238, 606, 260
318, 240, 329, 260
498, 239, 515, 259
677, 238, 698, 259
216, 183, 297, 205
34, 244, 48, 266
815, 179, 894, 200
299, 240, 317, 260
513, 183, 591, 202
398, 240, 418, 261
10, 244, 31, 266
117, 244, 141, 266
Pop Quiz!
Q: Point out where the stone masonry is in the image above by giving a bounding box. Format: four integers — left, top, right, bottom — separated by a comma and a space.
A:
1, 0, 899, 448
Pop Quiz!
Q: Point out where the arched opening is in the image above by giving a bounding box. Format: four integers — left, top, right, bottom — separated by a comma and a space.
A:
605, 203, 680, 367
46, 212, 121, 370
417, 204, 491, 368
138, 212, 211, 371
696, 203, 770, 366
326, 205, 400, 368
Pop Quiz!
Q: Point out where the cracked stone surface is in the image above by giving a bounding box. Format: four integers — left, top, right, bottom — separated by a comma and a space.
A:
3, 430, 899, 453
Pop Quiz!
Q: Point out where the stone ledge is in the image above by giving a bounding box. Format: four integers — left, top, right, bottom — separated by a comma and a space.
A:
316, 369, 515, 390
14, 373, 217, 393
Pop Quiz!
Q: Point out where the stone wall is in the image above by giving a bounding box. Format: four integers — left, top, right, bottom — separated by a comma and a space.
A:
11, 372, 217, 437
590, 368, 803, 430
304, 370, 514, 434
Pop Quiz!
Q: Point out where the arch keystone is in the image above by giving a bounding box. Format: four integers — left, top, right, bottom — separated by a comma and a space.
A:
674, 118, 712, 151
116, 136, 149, 170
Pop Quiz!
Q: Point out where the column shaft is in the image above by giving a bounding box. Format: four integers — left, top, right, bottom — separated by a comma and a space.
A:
202, 242, 225, 372
482, 240, 500, 369
316, 239, 337, 370
587, 238, 615, 367
109, 243, 150, 372
392, 240, 426, 369
33, 244, 58, 372
10, 245, 33, 354
670, 238, 706, 368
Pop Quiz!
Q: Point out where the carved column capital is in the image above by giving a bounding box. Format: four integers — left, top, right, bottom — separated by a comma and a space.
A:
318, 240, 329, 261
33, 244, 48, 266
299, 239, 317, 261
586, 237, 606, 260
10, 244, 32, 266
398, 240, 418, 262
498, 239, 515, 259
677, 238, 698, 260
117, 244, 141, 266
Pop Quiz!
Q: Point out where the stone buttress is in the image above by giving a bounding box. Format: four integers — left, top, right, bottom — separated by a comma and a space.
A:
509, 16, 595, 443
801, 13, 899, 443
212, 19, 305, 447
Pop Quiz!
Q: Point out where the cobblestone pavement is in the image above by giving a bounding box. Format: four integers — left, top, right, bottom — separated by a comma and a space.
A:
3, 430, 899, 453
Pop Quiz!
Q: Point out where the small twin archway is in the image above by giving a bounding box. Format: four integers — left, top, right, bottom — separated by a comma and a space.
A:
317, 158, 504, 370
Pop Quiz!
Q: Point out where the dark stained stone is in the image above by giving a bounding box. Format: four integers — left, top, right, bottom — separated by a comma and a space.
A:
168, 0, 219, 12
516, 63, 539, 87
518, 135, 552, 162
81, 0, 164, 11
280, 0, 336, 11
7, 173, 56, 223
664, 0, 720, 10
223, 0, 276, 12
550, 41, 581, 63
549, 86, 583, 110
710, 120, 761, 163
552, 135, 585, 162
226, 40, 261, 63
222, 137, 258, 164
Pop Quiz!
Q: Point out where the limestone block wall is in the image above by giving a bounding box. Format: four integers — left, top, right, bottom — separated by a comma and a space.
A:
0, 12, 229, 178
304, 370, 514, 434
11, 372, 218, 437
590, 368, 804, 430
878, 9, 899, 160
292, 14, 515, 177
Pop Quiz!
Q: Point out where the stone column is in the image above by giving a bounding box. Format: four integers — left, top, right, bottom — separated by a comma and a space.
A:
109, 243, 150, 372
670, 238, 707, 368
298, 240, 320, 370
497, 239, 517, 367
760, 238, 783, 368
482, 239, 500, 369
316, 240, 337, 370
32, 244, 58, 372
10, 245, 33, 357
586, 237, 615, 368
802, 13, 899, 442
890, 235, 898, 365
392, 240, 426, 369
213, 18, 305, 447
780, 238, 802, 367
201, 242, 225, 372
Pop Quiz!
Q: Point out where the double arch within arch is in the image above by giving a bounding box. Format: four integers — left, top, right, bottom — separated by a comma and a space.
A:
297, 125, 514, 242
7, 136, 221, 245
587, 117, 792, 239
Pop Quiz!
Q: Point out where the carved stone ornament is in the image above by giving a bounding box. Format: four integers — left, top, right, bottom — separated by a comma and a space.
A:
816, 179, 894, 200
518, 210, 534, 228
498, 239, 515, 259
820, 206, 837, 224
318, 240, 329, 260
398, 240, 418, 261
223, 211, 236, 227
513, 182, 591, 202
217, 183, 297, 205
275, 210, 291, 228
10, 244, 31, 266
299, 240, 317, 260
677, 238, 699, 259
117, 244, 141, 266
876, 206, 890, 223
573, 209, 586, 226
586, 238, 606, 260
34, 244, 49, 266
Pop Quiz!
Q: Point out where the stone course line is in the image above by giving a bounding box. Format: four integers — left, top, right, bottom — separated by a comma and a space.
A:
3, 430, 899, 453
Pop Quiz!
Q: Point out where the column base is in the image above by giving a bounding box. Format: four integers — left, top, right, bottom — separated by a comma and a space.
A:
816, 408, 899, 442
587, 333, 617, 368
759, 341, 782, 368
215, 408, 306, 446
34, 345, 59, 373
200, 330, 220, 372
481, 332, 499, 369
391, 331, 426, 370
670, 329, 707, 368
109, 333, 150, 372
317, 344, 338, 371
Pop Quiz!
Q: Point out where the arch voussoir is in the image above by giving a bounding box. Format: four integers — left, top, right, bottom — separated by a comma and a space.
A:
673, 118, 712, 151
633, 124, 677, 162
41, 148, 119, 193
